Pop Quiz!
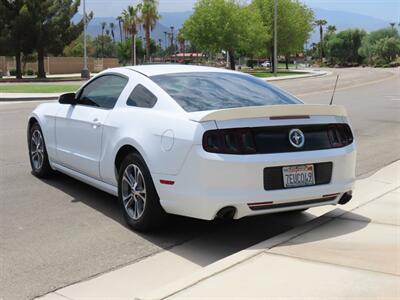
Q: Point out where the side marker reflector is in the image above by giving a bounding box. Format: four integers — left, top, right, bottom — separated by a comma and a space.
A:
160, 179, 175, 185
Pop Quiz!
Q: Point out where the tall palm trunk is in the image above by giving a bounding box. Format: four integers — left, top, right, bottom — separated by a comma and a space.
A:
133, 34, 137, 65
131, 32, 135, 65
118, 20, 123, 42
145, 28, 151, 61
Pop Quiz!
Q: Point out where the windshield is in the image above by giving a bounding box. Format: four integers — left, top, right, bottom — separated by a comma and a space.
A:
150, 72, 300, 112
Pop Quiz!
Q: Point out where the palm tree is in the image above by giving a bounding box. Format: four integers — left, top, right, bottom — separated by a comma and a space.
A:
101, 22, 107, 58
163, 31, 168, 49
314, 19, 328, 62
177, 29, 185, 53
117, 16, 124, 42
389, 22, 396, 28
101, 22, 107, 36
327, 25, 336, 34
177, 29, 185, 62
142, 0, 160, 62
110, 22, 116, 43
122, 4, 142, 65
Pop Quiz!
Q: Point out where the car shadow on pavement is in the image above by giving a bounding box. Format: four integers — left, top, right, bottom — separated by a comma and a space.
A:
40, 172, 349, 267
277, 209, 371, 247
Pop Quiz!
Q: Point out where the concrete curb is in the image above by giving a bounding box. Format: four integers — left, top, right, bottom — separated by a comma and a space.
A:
264, 69, 331, 82
0, 96, 60, 102
136, 160, 400, 300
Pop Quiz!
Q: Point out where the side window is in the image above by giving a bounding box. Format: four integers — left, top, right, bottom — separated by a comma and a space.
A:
78, 75, 128, 109
127, 84, 157, 108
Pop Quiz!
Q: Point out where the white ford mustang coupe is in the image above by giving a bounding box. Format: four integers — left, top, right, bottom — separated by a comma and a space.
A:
28, 65, 356, 231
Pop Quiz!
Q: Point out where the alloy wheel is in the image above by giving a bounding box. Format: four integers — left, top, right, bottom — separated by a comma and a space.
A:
121, 164, 147, 220
30, 129, 44, 170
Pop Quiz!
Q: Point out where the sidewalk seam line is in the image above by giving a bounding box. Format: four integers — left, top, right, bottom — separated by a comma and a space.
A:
264, 251, 400, 277
53, 292, 75, 300
336, 216, 400, 227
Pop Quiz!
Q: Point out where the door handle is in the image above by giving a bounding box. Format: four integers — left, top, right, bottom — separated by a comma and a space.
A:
92, 118, 102, 128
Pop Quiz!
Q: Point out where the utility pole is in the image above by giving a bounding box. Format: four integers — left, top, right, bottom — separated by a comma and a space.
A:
158, 38, 162, 59
273, 0, 278, 77
81, 0, 90, 79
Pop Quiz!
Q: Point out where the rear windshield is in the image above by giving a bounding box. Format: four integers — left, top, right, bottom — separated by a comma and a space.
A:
150, 72, 300, 112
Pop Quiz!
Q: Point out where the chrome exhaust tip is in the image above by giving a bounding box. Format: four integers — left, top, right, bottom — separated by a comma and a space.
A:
339, 191, 353, 205
216, 206, 236, 220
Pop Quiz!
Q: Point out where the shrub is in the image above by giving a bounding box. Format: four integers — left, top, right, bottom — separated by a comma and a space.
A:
26, 70, 34, 76
9, 69, 17, 76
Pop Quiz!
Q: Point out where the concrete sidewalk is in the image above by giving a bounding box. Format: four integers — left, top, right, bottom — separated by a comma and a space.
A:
141, 161, 400, 300
35, 160, 400, 300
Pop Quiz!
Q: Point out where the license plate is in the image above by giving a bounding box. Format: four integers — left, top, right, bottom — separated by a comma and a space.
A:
282, 164, 315, 188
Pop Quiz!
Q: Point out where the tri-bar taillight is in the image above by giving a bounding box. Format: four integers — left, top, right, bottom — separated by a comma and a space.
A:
327, 124, 354, 148
202, 128, 257, 154
202, 123, 354, 154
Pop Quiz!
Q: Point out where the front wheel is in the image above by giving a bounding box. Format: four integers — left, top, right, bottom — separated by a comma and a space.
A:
118, 153, 167, 231
28, 123, 53, 178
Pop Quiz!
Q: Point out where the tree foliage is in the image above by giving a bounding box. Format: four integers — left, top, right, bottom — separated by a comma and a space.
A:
1, 0, 90, 78
92, 35, 116, 58
0, 0, 36, 78
182, 0, 266, 69
252, 0, 314, 58
359, 27, 400, 65
121, 4, 142, 65
141, 0, 160, 60
63, 33, 93, 57
325, 29, 366, 65
26, 0, 88, 78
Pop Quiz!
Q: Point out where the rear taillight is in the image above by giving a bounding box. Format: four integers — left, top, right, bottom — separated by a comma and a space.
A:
203, 129, 256, 154
328, 124, 353, 147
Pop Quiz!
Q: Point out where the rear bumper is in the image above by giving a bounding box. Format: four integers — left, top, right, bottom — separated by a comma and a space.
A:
153, 144, 356, 220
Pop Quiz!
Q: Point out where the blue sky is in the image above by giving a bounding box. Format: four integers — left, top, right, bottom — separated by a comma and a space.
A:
80, 0, 399, 22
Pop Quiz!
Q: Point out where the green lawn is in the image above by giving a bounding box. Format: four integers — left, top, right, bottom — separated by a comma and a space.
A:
278, 63, 296, 69
0, 84, 81, 93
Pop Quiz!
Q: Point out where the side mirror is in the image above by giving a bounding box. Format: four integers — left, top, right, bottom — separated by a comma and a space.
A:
59, 93, 77, 105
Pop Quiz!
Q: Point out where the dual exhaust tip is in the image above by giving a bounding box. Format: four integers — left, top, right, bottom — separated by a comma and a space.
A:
338, 191, 353, 205
216, 206, 236, 220
216, 190, 353, 220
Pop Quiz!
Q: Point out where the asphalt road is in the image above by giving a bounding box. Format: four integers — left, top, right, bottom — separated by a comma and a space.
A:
0, 67, 399, 300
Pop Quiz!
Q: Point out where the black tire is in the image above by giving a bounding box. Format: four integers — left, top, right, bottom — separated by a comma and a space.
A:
118, 152, 167, 231
28, 122, 53, 178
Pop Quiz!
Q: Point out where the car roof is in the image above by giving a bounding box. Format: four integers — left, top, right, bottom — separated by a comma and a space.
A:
124, 64, 236, 77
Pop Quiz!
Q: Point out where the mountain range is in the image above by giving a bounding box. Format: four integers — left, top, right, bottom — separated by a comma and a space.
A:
73, 7, 391, 47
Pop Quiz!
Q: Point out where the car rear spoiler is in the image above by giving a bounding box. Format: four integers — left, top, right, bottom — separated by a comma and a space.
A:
189, 104, 347, 122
